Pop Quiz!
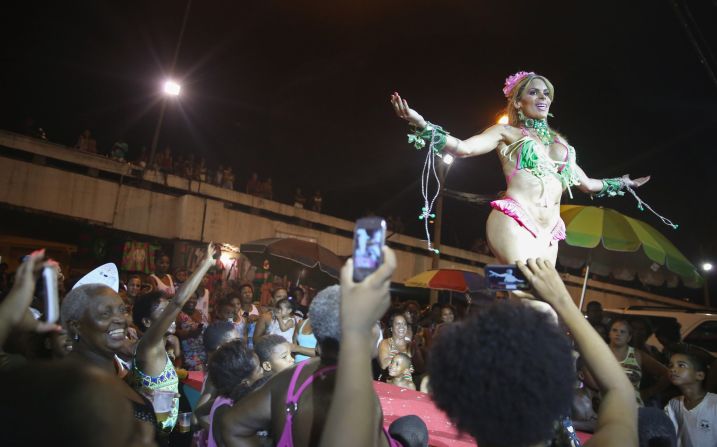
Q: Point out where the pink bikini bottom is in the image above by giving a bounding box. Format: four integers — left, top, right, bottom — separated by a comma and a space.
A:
490, 198, 566, 245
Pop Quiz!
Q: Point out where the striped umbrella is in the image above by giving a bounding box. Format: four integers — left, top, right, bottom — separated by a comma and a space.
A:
404, 269, 485, 293
558, 205, 703, 308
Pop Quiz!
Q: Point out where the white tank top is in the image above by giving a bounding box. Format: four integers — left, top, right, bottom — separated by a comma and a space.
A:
267, 316, 297, 343
150, 274, 175, 296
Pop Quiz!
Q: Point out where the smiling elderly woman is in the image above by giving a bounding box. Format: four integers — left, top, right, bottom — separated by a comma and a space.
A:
61, 243, 217, 438
61, 283, 158, 444
391, 72, 650, 265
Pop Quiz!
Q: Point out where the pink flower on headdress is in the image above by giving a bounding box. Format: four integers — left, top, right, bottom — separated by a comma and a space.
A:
503, 71, 535, 98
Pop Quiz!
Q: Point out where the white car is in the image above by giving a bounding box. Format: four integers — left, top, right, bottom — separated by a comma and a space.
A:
604, 306, 717, 357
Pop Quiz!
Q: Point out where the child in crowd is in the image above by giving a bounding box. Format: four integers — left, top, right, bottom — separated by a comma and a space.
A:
174, 267, 188, 289
193, 322, 243, 444
571, 356, 600, 432
388, 352, 416, 390
268, 298, 298, 342
175, 293, 207, 370
206, 340, 264, 447
255, 334, 294, 376
665, 344, 717, 447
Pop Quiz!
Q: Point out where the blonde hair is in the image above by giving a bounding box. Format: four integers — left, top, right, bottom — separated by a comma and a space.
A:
505, 74, 555, 127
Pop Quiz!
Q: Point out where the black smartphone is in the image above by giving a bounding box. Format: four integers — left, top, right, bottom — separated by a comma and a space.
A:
485, 264, 530, 291
352, 217, 387, 282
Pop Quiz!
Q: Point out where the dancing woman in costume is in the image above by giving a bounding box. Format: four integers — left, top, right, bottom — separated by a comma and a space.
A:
391, 71, 652, 265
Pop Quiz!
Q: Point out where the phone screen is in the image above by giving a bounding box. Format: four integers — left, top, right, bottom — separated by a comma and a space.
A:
38, 266, 59, 323
353, 217, 386, 282
485, 264, 530, 291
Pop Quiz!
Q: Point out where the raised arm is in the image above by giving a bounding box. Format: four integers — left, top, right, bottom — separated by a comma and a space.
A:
320, 247, 397, 447
0, 251, 60, 348
574, 163, 650, 196
517, 259, 638, 447
390, 92, 506, 158
135, 243, 216, 375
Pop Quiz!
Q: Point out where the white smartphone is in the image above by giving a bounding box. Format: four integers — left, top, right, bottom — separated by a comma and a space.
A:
352, 217, 387, 282
42, 266, 59, 324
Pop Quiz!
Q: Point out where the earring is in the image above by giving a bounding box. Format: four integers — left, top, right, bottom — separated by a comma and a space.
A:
517, 109, 526, 122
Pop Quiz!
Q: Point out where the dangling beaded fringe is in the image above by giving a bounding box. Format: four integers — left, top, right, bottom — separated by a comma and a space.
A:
625, 185, 679, 230
418, 126, 441, 254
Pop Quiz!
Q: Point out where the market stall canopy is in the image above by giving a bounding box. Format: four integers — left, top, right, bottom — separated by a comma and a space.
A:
239, 237, 342, 288
405, 269, 485, 293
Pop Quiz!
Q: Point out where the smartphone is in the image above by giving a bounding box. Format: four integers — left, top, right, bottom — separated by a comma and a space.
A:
352, 217, 387, 282
485, 264, 530, 291
39, 266, 60, 324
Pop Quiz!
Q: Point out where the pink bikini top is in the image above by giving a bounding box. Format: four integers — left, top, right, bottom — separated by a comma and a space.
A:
505, 128, 571, 186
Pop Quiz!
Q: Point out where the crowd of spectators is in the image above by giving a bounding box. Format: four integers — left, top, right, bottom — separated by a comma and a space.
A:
17, 124, 326, 213
2, 241, 716, 446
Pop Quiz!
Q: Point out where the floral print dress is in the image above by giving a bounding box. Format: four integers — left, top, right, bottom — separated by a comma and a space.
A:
176, 312, 207, 370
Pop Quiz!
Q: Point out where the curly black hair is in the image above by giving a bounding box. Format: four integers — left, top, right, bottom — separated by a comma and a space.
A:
132, 291, 165, 332
203, 321, 238, 353
255, 334, 289, 364
428, 300, 575, 447
208, 340, 258, 396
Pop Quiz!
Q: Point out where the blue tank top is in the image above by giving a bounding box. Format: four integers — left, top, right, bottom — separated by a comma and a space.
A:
294, 319, 317, 363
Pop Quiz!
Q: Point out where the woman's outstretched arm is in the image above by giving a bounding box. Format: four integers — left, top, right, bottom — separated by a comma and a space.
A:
135, 243, 216, 376
574, 163, 650, 195
390, 92, 507, 158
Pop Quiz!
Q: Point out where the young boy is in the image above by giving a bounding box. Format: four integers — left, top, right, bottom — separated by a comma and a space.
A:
665, 344, 717, 447
255, 334, 294, 376
572, 356, 600, 433
387, 353, 416, 390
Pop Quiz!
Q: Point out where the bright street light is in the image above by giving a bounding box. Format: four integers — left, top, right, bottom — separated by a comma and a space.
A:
703, 262, 713, 272
497, 114, 509, 125
163, 80, 181, 96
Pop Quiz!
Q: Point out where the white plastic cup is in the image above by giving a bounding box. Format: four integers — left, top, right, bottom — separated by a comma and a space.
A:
178, 412, 192, 433
151, 390, 175, 414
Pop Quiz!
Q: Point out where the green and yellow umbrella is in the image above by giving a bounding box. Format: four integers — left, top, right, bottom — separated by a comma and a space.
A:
559, 205, 703, 307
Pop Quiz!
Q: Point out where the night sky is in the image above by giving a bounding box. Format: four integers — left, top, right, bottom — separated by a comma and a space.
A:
2, 1, 717, 297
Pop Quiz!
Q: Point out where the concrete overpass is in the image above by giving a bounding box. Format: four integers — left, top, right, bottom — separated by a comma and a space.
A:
0, 130, 702, 309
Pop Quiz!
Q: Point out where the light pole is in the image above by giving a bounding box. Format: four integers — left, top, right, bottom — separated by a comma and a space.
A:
703, 262, 713, 307
146, 0, 193, 170
148, 80, 181, 169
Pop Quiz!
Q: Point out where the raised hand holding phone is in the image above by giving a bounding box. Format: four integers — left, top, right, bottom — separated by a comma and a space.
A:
352, 217, 387, 282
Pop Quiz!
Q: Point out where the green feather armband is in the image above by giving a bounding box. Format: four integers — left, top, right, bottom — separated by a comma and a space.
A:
596, 177, 626, 198
408, 122, 449, 154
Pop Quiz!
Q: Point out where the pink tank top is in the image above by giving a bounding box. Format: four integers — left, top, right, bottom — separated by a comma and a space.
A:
208, 395, 233, 447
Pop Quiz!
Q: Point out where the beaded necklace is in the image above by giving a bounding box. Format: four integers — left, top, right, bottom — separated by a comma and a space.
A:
520, 117, 554, 146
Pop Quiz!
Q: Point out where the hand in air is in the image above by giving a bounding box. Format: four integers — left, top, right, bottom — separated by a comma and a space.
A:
204, 242, 217, 264
516, 258, 573, 309
390, 92, 426, 128
340, 246, 397, 335
622, 174, 650, 188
